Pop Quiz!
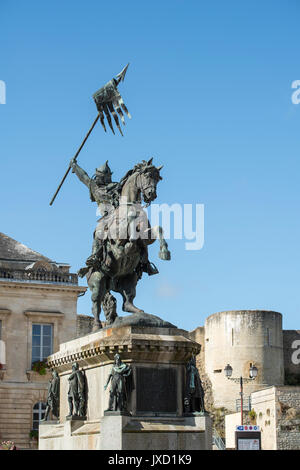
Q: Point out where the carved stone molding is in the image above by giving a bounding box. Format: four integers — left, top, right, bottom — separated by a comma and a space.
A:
24, 310, 65, 319
47, 326, 201, 373
0, 308, 11, 315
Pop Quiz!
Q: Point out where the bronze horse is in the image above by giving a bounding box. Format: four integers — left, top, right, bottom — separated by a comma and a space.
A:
84, 159, 170, 330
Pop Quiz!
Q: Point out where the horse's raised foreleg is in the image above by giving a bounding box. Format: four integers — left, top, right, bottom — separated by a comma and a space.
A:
150, 226, 171, 261
115, 273, 144, 314
88, 271, 107, 331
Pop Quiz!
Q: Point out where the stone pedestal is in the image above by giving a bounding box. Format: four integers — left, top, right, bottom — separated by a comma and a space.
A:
39, 324, 212, 450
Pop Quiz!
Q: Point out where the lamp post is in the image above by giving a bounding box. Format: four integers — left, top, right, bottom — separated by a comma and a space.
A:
224, 364, 258, 425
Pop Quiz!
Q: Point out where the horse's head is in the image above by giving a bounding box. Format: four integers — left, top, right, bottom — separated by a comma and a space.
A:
137, 158, 163, 204
120, 158, 163, 205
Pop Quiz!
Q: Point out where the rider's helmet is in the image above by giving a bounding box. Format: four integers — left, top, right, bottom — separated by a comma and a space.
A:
95, 160, 113, 185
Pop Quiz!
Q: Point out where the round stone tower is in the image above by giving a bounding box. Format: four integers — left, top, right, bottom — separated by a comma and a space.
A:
204, 310, 284, 411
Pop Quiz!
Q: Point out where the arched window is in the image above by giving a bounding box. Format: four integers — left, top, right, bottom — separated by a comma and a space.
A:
32, 402, 46, 430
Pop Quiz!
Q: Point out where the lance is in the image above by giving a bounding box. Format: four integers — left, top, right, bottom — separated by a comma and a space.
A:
49, 64, 131, 206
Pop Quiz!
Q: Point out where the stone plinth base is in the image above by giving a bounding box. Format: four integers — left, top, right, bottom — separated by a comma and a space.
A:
39, 324, 212, 450
39, 415, 212, 450
39, 419, 101, 450
66, 415, 86, 421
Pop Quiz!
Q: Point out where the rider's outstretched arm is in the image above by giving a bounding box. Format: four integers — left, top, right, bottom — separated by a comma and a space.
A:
70, 158, 90, 187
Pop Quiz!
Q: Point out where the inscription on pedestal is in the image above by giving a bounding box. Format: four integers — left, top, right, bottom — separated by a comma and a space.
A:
136, 367, 177, 413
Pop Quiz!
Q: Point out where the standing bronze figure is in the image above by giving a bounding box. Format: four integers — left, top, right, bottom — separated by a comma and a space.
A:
42, 370, 60, 421
66, 362, 86, 419
104, 354, 133, 413
184, 357, 206, 414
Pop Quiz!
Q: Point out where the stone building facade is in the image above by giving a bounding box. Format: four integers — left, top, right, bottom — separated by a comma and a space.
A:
0, 233, 86, 449
249, 386, 300, 450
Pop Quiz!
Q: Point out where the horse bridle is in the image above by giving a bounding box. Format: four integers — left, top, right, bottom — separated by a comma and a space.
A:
136, 172, 157, 205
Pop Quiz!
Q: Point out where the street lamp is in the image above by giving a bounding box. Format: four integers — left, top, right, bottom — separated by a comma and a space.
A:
224, 364, 233, 378
224, 364, 258, 425
249, 365, 258, 379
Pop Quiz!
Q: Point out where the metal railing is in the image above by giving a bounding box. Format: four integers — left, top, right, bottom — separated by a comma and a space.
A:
0, 268, 78, 285
213, 429, 226, 450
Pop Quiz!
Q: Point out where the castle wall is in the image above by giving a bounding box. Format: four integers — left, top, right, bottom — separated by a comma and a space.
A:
189, 326, 214, 411
189, 326, 205, 373
204, 310, 284, 411
275, 386, 300, 450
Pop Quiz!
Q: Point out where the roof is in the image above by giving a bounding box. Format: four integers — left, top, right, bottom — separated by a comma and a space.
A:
0, 232, 52, 262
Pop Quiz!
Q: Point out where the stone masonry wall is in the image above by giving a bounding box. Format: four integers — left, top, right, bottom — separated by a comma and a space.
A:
189, 326, 231, 439
0, 384, 47, 449
76, 315, 94, 337
276, 387, 300, 450
189, 326, 214, 410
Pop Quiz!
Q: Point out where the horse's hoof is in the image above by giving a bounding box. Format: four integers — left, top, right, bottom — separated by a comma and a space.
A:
159, 249, 171, 261
92, 322, 102, 332
131, 308, 145, 315
122, 303, 144, 314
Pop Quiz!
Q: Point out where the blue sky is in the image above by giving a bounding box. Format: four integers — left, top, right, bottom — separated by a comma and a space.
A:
1, 0, 300, 330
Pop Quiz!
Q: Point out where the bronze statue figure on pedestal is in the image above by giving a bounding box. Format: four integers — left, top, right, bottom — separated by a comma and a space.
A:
66, 362, 86, 419
184, 357, 206, 414
42, 370, 60, 421
104, 354, 133, 413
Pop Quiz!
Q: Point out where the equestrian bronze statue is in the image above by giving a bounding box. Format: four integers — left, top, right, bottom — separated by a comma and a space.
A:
70, 157, 171, 330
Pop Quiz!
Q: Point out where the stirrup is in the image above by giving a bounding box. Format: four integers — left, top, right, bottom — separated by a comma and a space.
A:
147, 262, 159, 276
